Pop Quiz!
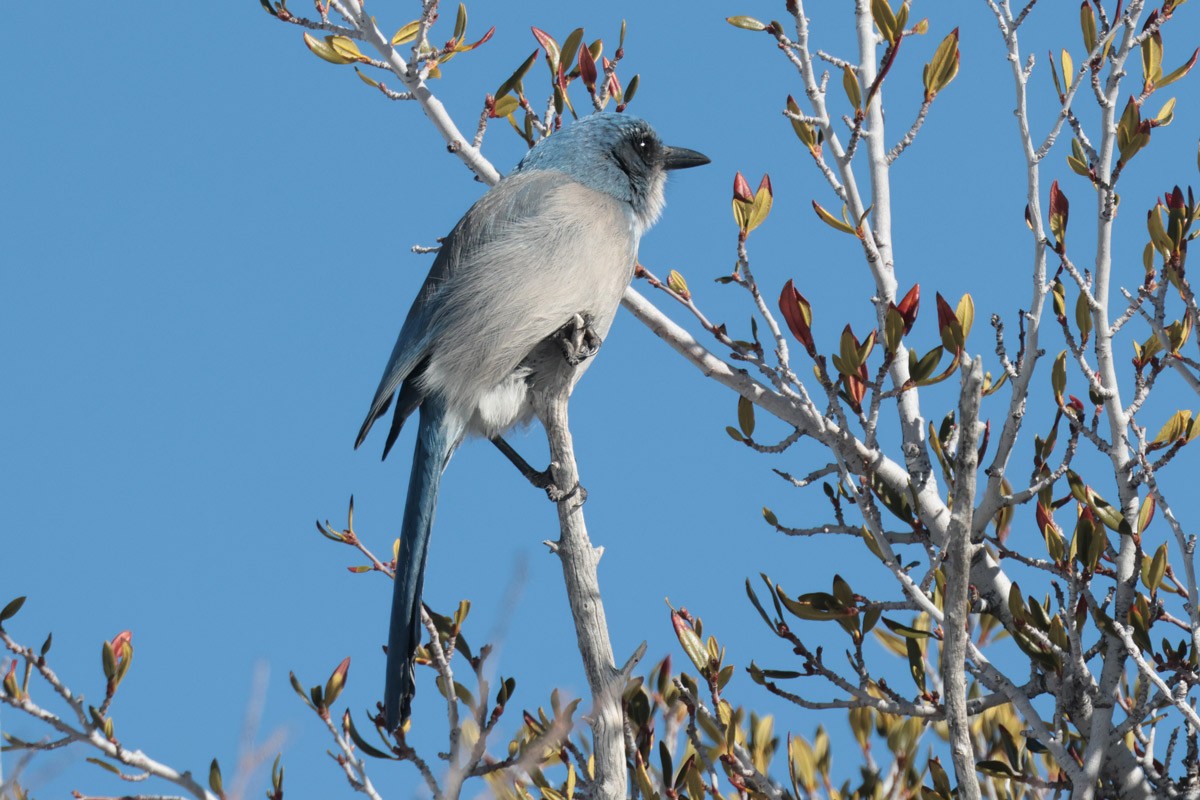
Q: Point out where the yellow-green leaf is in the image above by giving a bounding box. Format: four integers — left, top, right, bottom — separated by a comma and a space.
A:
1155, 97, 1176, 127
492, 94, 519, 118
1075, 290, 1092, 341
1149, 203, 1173, 254
1158, 48, 1200, 88
667, 269, 691, 300
1138, 494, 1156, 534
871, 0, 898, 44
924, 29, 960, 100
1143, 32, 1163, 87
392, 20, 422, 46
812, 200, 856, 235
1143, 542, 1168, 593
786, 95, 819, 154
328, 36, 364, 61
842, 65, 862, 112
1152, 410, 1193, 447
727, 15, 767, 31
955, 293, 974, 339
1080, 2, 1098, 53
453, 3, 467, 42
303, 32, 355, 65
747, 176, 773, 233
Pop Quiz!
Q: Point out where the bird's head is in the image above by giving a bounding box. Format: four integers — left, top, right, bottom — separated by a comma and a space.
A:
514, 114, 709, 231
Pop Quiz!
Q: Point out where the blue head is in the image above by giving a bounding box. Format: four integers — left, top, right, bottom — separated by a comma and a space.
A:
513, 114, 709, 228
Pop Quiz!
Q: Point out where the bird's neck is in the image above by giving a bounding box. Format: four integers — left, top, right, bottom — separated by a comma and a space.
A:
629, 171, 667, 236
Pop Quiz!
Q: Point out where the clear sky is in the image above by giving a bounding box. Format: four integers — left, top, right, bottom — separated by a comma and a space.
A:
3, 0, 1199, 796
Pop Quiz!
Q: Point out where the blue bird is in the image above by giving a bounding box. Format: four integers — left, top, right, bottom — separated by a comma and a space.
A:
354, 113, 709, 728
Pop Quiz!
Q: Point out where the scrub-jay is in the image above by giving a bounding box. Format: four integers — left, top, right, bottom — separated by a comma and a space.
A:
354, 113, 709, 729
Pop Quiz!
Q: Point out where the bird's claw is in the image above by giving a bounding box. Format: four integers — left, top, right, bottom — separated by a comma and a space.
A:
556, 314, 601, 366
527, 466, 587, 505
546, 480, 588, 505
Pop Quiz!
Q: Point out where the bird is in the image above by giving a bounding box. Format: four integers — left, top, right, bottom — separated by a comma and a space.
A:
353, 112, 709, 729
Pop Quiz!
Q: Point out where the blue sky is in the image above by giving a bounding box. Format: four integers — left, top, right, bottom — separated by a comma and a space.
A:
4, 0, 1200, 796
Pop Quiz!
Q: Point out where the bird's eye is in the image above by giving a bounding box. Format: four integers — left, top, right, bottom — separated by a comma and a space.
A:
635, 136, 655, 160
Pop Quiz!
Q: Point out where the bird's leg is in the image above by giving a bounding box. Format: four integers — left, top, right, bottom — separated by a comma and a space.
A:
555, 313, 602, 366
491, 436, 587, 504
491, 436, 553, 489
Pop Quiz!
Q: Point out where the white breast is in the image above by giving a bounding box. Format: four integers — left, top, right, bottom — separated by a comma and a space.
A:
417, 179, 640, 439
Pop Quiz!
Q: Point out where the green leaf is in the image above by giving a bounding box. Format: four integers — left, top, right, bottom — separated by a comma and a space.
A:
738, 395, 756, 437
928, 759, 951, 797
209, 759, 224, 799
1143, 542, 1168, 594
346, 712, 396, 758
976, 759, 1016, 777
560, 28, 584, 78
905, 637, 925, 692
1051, 350, 1067, 400
0, 597, 26, 623
623, 74, 640, 105
881, 617, 933, 639
495, 49, 539, 100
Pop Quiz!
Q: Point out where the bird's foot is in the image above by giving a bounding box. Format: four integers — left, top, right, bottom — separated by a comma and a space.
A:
556, 313, 601, 366
544, 476, 588, 505
491, 437, 587, 504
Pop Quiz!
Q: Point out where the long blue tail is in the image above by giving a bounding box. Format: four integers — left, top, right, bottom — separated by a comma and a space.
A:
384, 397, 462, 729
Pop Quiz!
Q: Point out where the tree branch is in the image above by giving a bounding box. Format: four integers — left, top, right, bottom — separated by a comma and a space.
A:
532, 384, 626, 800
942, 357, 983, 800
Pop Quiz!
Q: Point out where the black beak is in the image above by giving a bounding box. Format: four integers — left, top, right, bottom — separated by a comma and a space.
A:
662, 145, 710, 171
